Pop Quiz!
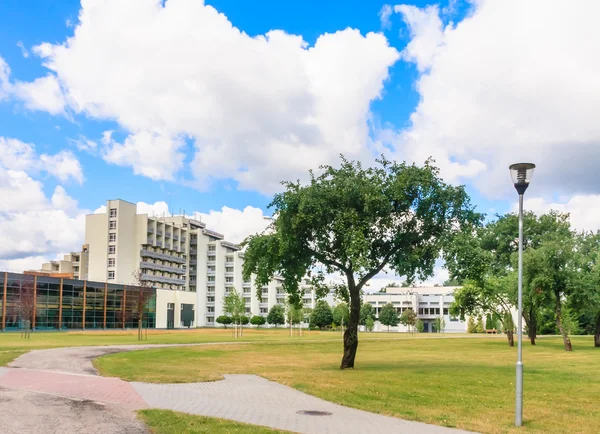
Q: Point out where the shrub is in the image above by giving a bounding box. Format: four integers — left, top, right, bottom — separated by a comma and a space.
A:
250, 316, 266, 328
216, 315, 232, 328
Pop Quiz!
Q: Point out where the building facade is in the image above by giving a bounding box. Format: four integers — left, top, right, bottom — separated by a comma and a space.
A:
363, 286, 467, 333
0, 272, 156, 331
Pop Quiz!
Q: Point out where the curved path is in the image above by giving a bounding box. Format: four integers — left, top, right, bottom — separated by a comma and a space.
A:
2, 344, 475, 434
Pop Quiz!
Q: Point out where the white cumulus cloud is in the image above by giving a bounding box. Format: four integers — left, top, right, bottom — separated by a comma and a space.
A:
389, 0, 600, 201
21, 0, 399, 193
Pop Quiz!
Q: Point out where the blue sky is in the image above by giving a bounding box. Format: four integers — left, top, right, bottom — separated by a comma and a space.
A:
1, 0, 598, 278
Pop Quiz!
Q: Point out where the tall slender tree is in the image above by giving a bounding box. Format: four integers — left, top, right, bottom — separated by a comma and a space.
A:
242, 156, 477, 369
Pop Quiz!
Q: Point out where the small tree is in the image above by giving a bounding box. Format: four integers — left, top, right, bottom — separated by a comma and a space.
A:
476, 316, 485, 333
132, 269, 155, 341
399, 308, 417, 333
216, 315, 232, 328
365, 317, 375, 332
467, 316, 477, 333
224, 288, 245, 338
485, 314, 494, 331
359, 303, 376, 326
415, 318, 424, 333
333, 303, 350, 328
266, 304, 285, 328
433, 316, 445, 333
285, 300, 304, 337
18, 279, 36, 338
250, 315, 266, 328
379, 303, 399, 332
310, 300, 333, 329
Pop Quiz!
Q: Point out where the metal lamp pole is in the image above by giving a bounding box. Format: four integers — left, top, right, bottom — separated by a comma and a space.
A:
509, 163, 535, 427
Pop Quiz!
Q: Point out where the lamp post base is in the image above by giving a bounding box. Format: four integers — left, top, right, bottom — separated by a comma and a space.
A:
515, 361, 523, 426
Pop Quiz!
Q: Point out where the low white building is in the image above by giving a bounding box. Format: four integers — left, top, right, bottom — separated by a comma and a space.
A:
364, 286, 467, 333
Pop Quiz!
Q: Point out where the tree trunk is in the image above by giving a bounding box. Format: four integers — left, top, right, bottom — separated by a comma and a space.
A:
555, 292, 573, 352
594, 311, 600, 348
506, 330, 514, 347
525, 306, 537, 345
340, 285, 360, 369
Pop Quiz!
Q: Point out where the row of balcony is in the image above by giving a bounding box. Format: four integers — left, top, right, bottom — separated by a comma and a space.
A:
140, 273, 185, 286
140, 249, 186, 264
140, 261, 185, 275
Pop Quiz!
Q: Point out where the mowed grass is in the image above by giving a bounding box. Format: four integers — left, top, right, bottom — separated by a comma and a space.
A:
96, 335, 600, 434
0, 327, 422, 365
0, 328, 343, 354
138, 409, 290, 433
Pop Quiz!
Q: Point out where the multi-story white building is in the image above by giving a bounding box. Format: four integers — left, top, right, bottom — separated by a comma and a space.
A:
44, 199, 285, 328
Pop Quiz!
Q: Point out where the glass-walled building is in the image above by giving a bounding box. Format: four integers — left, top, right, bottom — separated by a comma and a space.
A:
1, 272, 156, 331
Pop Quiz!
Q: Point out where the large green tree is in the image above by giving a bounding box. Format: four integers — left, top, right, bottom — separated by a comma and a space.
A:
266, 304, 285, 328
445, 211, 573, 345
379, 302, 399, 331
572, 231, 600, 347
242, 157, 477, 369
310, 300, 333, 329
522, 227, 579, 351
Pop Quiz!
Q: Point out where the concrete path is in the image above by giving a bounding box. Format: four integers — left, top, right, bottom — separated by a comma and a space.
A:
3, 344, 475, 434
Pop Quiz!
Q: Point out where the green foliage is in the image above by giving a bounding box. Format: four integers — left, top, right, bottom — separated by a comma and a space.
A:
379, 303, 399, 330
485, 314, 494, 330
310, 300, 333, 329
223, 289, 245, 321
250, 315, 266, 327
415, 319, 424, 333
365, 317, 375, 332
266, 305, 285, 328
359, 302, 376, 325
285, 301, 304, 324
241, 156, 478, 364
476, 316, 485, 333
332, 302, 350, 326
433, 316, 445, 333
240, 316, 250, 326
467, 316, 477, 333
399, 308, 417, 331
216, 316, 232, 328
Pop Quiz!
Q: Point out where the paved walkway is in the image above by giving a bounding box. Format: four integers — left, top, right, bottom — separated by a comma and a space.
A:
2, 344, 475, 434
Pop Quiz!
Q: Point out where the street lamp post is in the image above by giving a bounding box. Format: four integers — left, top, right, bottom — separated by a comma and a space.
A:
509, 163, 535, 427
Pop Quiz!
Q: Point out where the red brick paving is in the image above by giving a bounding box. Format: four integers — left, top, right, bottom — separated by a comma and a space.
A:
0, 369, 148, 410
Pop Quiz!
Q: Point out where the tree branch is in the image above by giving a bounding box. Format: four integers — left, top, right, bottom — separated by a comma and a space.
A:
356, 250, 396, 291
312, 250, 348, 273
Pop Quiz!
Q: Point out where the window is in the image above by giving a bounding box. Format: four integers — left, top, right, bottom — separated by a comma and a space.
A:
207, 296, 215, 302
435, 308, 440, 315
108, 271, 115, 280
109, 233, 116, 242
443, 308, 449, 315
110, 208, 117, 218
225, 277, 233, 283
167, 303, 175, 309
108, 258, 115, 267
109, 221, 116, 229
108, 245, 116, 254
207, 307, 214, 313
207, 276, 215, 282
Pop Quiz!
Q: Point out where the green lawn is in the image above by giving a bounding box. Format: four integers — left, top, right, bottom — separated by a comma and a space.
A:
0, 328, 344, 353
96, 335, 600, 434
138, 410, 289, 433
